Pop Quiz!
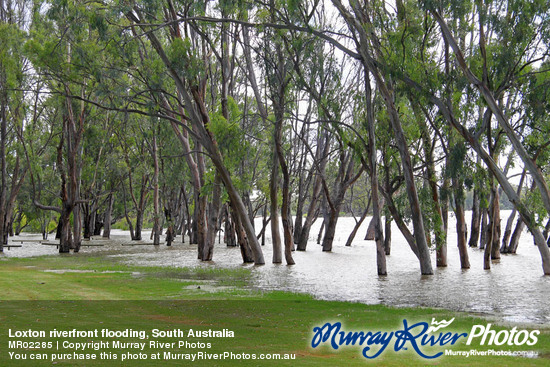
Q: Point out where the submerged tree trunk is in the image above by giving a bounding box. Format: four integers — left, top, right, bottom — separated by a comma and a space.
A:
453, 178, 470, 269
501, 170, 526, 253
165, 206, 174, 247
364, 216, 376, 240
151, 129, 161, 246
297, 130, 329, 251
223, 205, 237, 247
500, 209, 517, 253
129, 10, 264, 264
270, 147, 282, 263
508, 217, 525, 254
231, 204, 254, 263
321, 200, 342, 252
469, 185, 482, 248
134, 209, 144, 241
273, 113, 295, 264
0, 81, 7, 250
384, 215, 392, 255
103, 192, 114, 238
204, 173, 221, 261
480, 208, 488, 250
345, 201, 370, 247
490, 189, 501, 260
362, 76, 386, 274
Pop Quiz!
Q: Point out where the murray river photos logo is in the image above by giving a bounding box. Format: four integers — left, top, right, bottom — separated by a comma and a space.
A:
310, 318, 539, 359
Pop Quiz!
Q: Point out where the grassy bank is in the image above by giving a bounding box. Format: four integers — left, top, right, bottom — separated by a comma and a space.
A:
0, 255, 548, 366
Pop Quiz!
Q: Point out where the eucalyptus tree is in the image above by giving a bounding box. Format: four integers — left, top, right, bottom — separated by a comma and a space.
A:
329, 0, 434, 274
115, 114, 152, 241
23, 0, 114, 252
0, 0, 33, 248
378, 1, 550, 273
260, 9, 297, 264
79, 110, 119, 239
121, 1, 265, 264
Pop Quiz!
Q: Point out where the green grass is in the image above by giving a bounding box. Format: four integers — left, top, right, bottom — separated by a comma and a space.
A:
0, 255, 548, 366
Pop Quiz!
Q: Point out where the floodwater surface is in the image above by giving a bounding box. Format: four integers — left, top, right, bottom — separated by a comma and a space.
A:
3, 211, 549, 324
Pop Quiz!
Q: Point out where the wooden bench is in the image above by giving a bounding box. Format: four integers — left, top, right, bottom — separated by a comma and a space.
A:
41, 242, 105, 249
13, 239, 43, 244
84, 237, 111, 241
2, 244, 23, 250
41, 242, 60, 249
122, 242, 157, 246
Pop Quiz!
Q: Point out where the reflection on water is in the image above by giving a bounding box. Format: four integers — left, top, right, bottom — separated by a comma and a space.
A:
3, 211, 549, 324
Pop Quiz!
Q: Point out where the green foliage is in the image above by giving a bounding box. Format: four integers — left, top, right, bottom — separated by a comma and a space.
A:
208, 97, 253, 192
167, 37, 203, 81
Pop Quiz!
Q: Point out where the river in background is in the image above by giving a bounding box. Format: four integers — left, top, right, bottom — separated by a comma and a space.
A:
3, 210, 549, 324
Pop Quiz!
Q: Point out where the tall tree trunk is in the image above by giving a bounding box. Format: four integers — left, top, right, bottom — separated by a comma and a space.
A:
165, 207, 174, 247
274, 113, 294, 265
345, 201, 370, 247
364, 75, 386, 274
152, 131, 161, 246
335, 0, 433, 274
293, 174, 307, 245
297, 130, 329, 251
480, 208, 488, 250
204, 173, 221, 261
364, 216, 376, 240
129, 11, 264, 263
103, 192, 114, 238
469, 179, 482, 247
0, 58, 8, 250
321, 201, 341, 252
453, 178, 470, 268
231, 204, 254, 263
489, 187, 501, 260
384, 215, 392, 255
59, 206, 72, 253
501, 207, 516, 254
134, 209, 143, 241
508, 217, 525, 254
415, 104, 447, 266
73, 203, 82, 252
223, 205, 237, 247
270, 147, 282, 263
484, 187, 497, 269
432, 9, 550, 219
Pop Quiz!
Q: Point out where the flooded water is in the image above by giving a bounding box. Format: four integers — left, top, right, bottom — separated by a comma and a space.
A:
3, 211, 549, 324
